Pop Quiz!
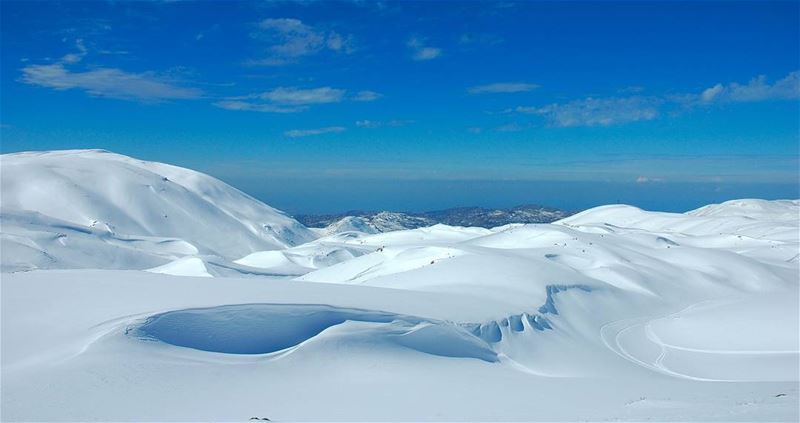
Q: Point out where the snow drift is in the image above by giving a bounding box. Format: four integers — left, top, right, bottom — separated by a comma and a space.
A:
134, 303, 498, 361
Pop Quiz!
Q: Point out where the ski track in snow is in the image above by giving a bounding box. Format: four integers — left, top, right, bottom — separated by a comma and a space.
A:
601, 301, 726, 382
601, 299, 800, 382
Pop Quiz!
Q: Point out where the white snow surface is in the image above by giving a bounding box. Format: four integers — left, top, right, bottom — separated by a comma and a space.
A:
0, 150, 315, 272
1, 152, 798, 421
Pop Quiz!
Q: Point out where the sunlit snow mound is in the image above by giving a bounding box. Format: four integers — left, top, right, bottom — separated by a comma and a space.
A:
0, 150, 315, 271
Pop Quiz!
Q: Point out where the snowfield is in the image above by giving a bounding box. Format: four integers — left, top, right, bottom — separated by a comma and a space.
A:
1, 150, 798, 421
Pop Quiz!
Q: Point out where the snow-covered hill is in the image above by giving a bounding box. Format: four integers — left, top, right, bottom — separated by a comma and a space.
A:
0, 150, 315, 271
299, 205, 571, 236
306, 211, 436, 235
1, 152, 798, 421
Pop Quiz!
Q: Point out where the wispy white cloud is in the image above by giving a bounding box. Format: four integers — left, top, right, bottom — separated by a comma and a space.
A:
21, 65, 201, 102
326, 31, 355, 53
355, 119, 413, 128
285, 126, 346, 137
97, 49, 130, 56
352, 90, 382, 102
252, 18, 354, 65
510, 106, 537, 113
213, 100, 305, 113
257, 86, 345, 104
258, 18, 323, 57
407, 37, 441, 61
468, 82, 538, 94
635, 176, 665, 184
216, 86, 379, 113
697, 71, 800, 104
60, 39, 87, 64
533, 96, 660, 127
494, 106, 537, 114
500, 71, 798, 127
496, 122, 525, 132
20, 39, 202, 102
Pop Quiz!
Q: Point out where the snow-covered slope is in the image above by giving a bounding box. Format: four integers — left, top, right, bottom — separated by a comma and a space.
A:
0, 150, 315, 271
311, 212, 436, 235
688, 198, 800, 219
300, 205, 571, 236
284, 200, 799, 386
1, 152, 797, 421
317, 215, 384, 235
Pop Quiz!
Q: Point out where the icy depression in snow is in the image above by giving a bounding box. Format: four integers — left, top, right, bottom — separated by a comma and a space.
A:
134, 303, 498, 362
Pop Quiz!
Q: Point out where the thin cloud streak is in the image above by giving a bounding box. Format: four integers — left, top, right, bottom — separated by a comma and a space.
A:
213, 100, 305, 113
21, 64, 202, 102
352, 90, 383, 102
285, 126, 347, 137
503, 70, 799, 127
215, 86, 380, 113
19, 39, 202, 102
468, 82, 538, 94
257, 86, 345, 105
534, 96, 661, 127
355, 119, 413, 128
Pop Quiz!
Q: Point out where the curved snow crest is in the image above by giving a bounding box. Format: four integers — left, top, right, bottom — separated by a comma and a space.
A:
462, 284, 594, 344
557, 200, 799, 238
146, 257, 213, 278
128, 284, 597, 363
0, 149, 316, 270
234, 241, 372, 274
687, 198, 800, 218
129, 283, 600, 360
131, 303, 499, 362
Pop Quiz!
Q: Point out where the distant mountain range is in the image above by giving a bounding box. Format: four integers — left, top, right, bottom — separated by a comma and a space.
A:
295, 205, 574, 235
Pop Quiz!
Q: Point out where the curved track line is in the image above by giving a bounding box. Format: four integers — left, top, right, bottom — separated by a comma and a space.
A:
643, 323, 799, 355
599, 301, 734, 382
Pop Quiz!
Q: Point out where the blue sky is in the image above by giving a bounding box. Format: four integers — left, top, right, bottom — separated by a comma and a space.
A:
1, 1, 798, 213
